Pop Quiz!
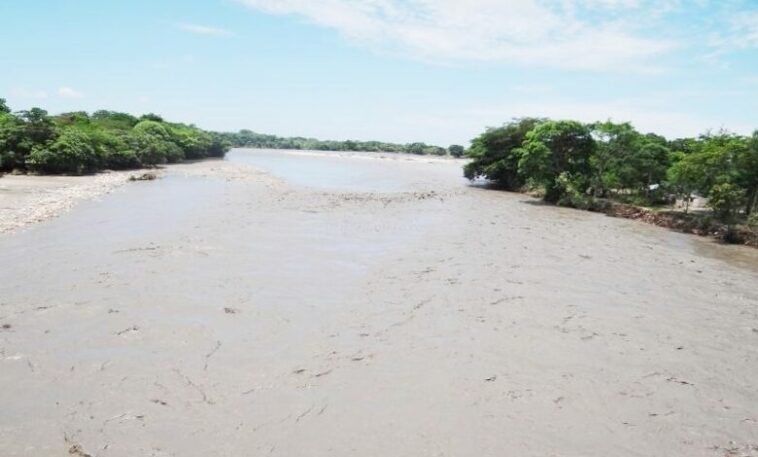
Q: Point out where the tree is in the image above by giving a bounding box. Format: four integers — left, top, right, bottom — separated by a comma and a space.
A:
691, 132, 743, 193
26, 128, 99, 174
634, 137, 671, 197
0, 108, 57, 171
92, 110, 139, 130
0, 111, 25, 171
127, 128, 181, 165
19, 108, 57, 145
516, 120, 596, 202
167, 124, 213, 160
590, 121, 639, 196
463, 118, 542, 190
89, 130, 140, 169
2, 106, 228, 173
667, 151, 706, 213
709, 183, 745, 226
140, 113, 164, 122
665, 132, 749, 218
0, 98, 10, 114
55, 111, 90, 127
448, 145, 465, 157
590, 123, 670, 200
406, 143, 427, 155
735, 131, 758, 215
207, 133, 231, 157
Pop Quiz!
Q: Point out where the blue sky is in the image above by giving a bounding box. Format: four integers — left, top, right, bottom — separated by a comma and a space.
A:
1, 0, 757, 146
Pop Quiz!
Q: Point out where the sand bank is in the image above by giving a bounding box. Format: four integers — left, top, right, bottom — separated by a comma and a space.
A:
0, 170, 163, 235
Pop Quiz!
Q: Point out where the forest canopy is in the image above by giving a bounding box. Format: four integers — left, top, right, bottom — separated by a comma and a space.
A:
0, 99, 230, 175
0, 98, 459, 175
465, 118, 758, 226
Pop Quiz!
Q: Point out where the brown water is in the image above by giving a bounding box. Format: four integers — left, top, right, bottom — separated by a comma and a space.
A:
226, 148, 468, 192
1, 151, 757, 457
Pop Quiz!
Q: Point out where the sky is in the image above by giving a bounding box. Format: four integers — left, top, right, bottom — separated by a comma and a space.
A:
1, 0, 757, 146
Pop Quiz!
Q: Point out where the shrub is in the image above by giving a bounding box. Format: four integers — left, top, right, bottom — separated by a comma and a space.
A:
26, 129, 99, 174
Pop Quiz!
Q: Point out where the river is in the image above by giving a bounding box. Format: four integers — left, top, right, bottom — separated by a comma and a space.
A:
1, 149, 757, 457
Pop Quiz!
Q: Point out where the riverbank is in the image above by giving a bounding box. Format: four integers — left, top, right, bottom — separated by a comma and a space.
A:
1, 150, 757, 457
517, 191, 758, 248
596, 200, 758, 248
0, 170, 161, 235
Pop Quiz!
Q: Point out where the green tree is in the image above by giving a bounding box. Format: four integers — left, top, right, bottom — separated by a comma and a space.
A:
1, 108, 57, 170
590, 123, 670, 200
448, 145, 465, 157
691, 133, 743, 193
634, 137, 671, 197
406, 143, 427, 155
26, 128, 99, 174
735, 131, 758, 215
590, 121, 638, 196
140, 113, 164, 122
463, 118, 542, 190
667, 151, 705, 213
665, 133, 746, 218
708, 182, 745, 235
516, 120, 596, 202
90, 130, 140, 169
92, 110, 139, 130
0, 111, 25, 171
2, 106, 228, 173
19, 108, 57, 145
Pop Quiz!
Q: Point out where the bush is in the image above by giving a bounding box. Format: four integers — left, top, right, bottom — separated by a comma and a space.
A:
26, 129, 99, 174
449, 145, 465, 157
104, 149, 141, 169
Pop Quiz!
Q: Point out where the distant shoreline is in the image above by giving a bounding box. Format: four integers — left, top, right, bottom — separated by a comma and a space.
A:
0, 150, 462, 236
231, 147, 469, 164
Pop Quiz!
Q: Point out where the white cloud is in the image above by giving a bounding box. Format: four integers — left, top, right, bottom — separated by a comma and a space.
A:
58, 87, 84, 99
395, 96, 755, 145
724, 10, 758, 49
10, 88, 48, 99
238, 0, 677, 71
704, 7, 758, 61
178, 23, 232, 37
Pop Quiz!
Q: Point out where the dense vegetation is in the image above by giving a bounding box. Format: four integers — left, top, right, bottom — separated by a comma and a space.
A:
0, 97, 461, 176
0, 99, 230, 174
465, 118, 758, 232
221, 129, 457, 156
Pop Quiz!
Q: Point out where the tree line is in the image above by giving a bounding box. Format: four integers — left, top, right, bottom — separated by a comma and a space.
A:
0, 98, 230, 175
221, 129, 463, 157
0, 98, 467, 176
465, 118, 758, 226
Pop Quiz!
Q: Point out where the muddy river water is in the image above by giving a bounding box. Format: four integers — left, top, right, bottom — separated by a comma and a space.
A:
1, 149, 757, 457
